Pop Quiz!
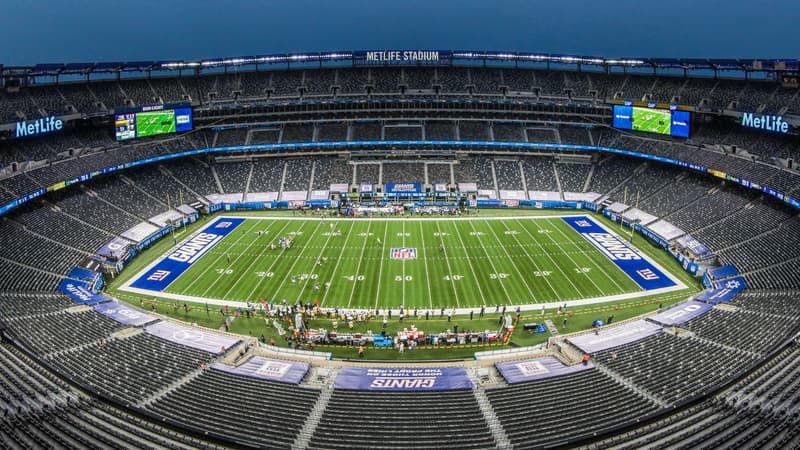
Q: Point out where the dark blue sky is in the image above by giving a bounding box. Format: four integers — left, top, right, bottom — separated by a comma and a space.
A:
1, 0, 797, 65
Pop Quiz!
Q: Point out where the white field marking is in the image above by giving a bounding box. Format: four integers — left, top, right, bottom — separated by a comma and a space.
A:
219, 220, 292, 300
545, 217, 629, 294
480, 219, 538, 303
466, 222, 514, 305
525, 218, 609, 296
496, 219, 560, 300
401, 220, 406, 308
453, 219, 500, 305
241, 222, 300, 301
514, 218, 585, 298
588, 216, 685, 289
345, 221, 373, 308
320, 221, 357, 307
178, 220, 263, 297
373, 221, 391, 310
418, 221, 435, 310
264, 220, 325, 302
118, 280, 690, 315
118, 213, 687, 309
435, 221, 464, 309
208, 214, 582, 222
293, 221, 340, 304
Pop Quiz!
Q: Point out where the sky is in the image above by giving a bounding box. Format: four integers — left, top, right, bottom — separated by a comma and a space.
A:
0, 0, 798, 65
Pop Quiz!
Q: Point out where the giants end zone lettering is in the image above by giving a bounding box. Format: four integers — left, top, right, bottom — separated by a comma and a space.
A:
562, 216, 677, 291
584, 232, 641, 261
168, 232, 222, 263
130, 217, 245, 292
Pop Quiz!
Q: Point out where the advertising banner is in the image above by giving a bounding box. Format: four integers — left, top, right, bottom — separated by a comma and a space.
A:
568, 320, 662, 353
648, 300, 713, 326
334, 367, 473, 391
211, 357, 310, 384
496, 356, 594, 384
145, 321, 240, 354
93, 300, 157, 326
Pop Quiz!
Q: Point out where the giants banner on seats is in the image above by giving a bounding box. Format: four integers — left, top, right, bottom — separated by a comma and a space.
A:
57, 278, 111, 305
334, 367, 473, 391
496, 356, 594, 384
649, 300, 713, 326
211, 357, 310, 384
385, 183, 423, 197
145, 321, 240, 354
568, 320, 662, 353
94, 301, 156, 326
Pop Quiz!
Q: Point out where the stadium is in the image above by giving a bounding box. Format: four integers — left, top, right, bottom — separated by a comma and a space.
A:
0, 49, 799, 449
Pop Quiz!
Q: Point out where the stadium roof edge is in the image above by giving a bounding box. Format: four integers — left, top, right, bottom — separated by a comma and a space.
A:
2, 50, 799, 79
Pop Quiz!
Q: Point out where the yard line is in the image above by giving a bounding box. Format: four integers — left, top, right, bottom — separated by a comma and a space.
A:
495, 219, 560, 300
373, 221, 390, 311
464, 220, 513, 305
184, 220, 262, 297
240, 220, 306, 302
261, 220, 325, 304
481, 219, 538, 303
320, 221, 357, 307
220, 221, 293, 300
546, 217, 628, 293
418, 221, 435, 310
514, 218, 586, 299
434, 221, 464, 309
525, 218, 607, 296
345, 221, 373, 309
293, 221, 340, 303
401, 219, 406, 309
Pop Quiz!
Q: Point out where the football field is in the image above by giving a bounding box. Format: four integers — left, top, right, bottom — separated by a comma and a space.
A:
123, 215, 684, 310
632, 107, 671, 135
135, 110, 176, 137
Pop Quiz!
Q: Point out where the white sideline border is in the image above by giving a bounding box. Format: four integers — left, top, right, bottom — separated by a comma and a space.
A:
118, 214, 688, 314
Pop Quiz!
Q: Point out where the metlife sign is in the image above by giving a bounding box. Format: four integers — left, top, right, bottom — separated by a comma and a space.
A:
741, 112, 790, 134
15, 116, 63, 138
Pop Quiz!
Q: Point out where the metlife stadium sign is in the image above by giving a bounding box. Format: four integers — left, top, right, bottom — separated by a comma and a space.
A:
365, 51, 441, 62
741, 112, 790, 134
15, 116, 63, 138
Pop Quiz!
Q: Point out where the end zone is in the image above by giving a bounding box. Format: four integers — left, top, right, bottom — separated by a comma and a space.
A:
562, 215, 681, 291
126, 217, 245, 292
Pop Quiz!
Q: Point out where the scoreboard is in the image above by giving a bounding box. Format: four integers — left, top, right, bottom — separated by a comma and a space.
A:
115, 104, 192, 141
613, 105, 690, 138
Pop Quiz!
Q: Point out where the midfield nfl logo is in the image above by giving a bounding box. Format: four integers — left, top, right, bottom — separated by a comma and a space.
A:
390, 248, 417, 260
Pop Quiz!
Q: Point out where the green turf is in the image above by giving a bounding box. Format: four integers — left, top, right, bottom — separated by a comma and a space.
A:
108, 210, 702, 360
160, 216, 650, 309
135, 110, 176, 138
632, 107, 671, 135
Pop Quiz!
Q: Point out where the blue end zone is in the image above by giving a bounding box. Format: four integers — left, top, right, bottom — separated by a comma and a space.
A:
562, 216, 676, 290
130, 217, 245, 292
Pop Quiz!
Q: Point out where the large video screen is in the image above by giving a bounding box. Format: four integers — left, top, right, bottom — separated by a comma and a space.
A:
613, 105, 690, 138
115, 107, 192, 141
